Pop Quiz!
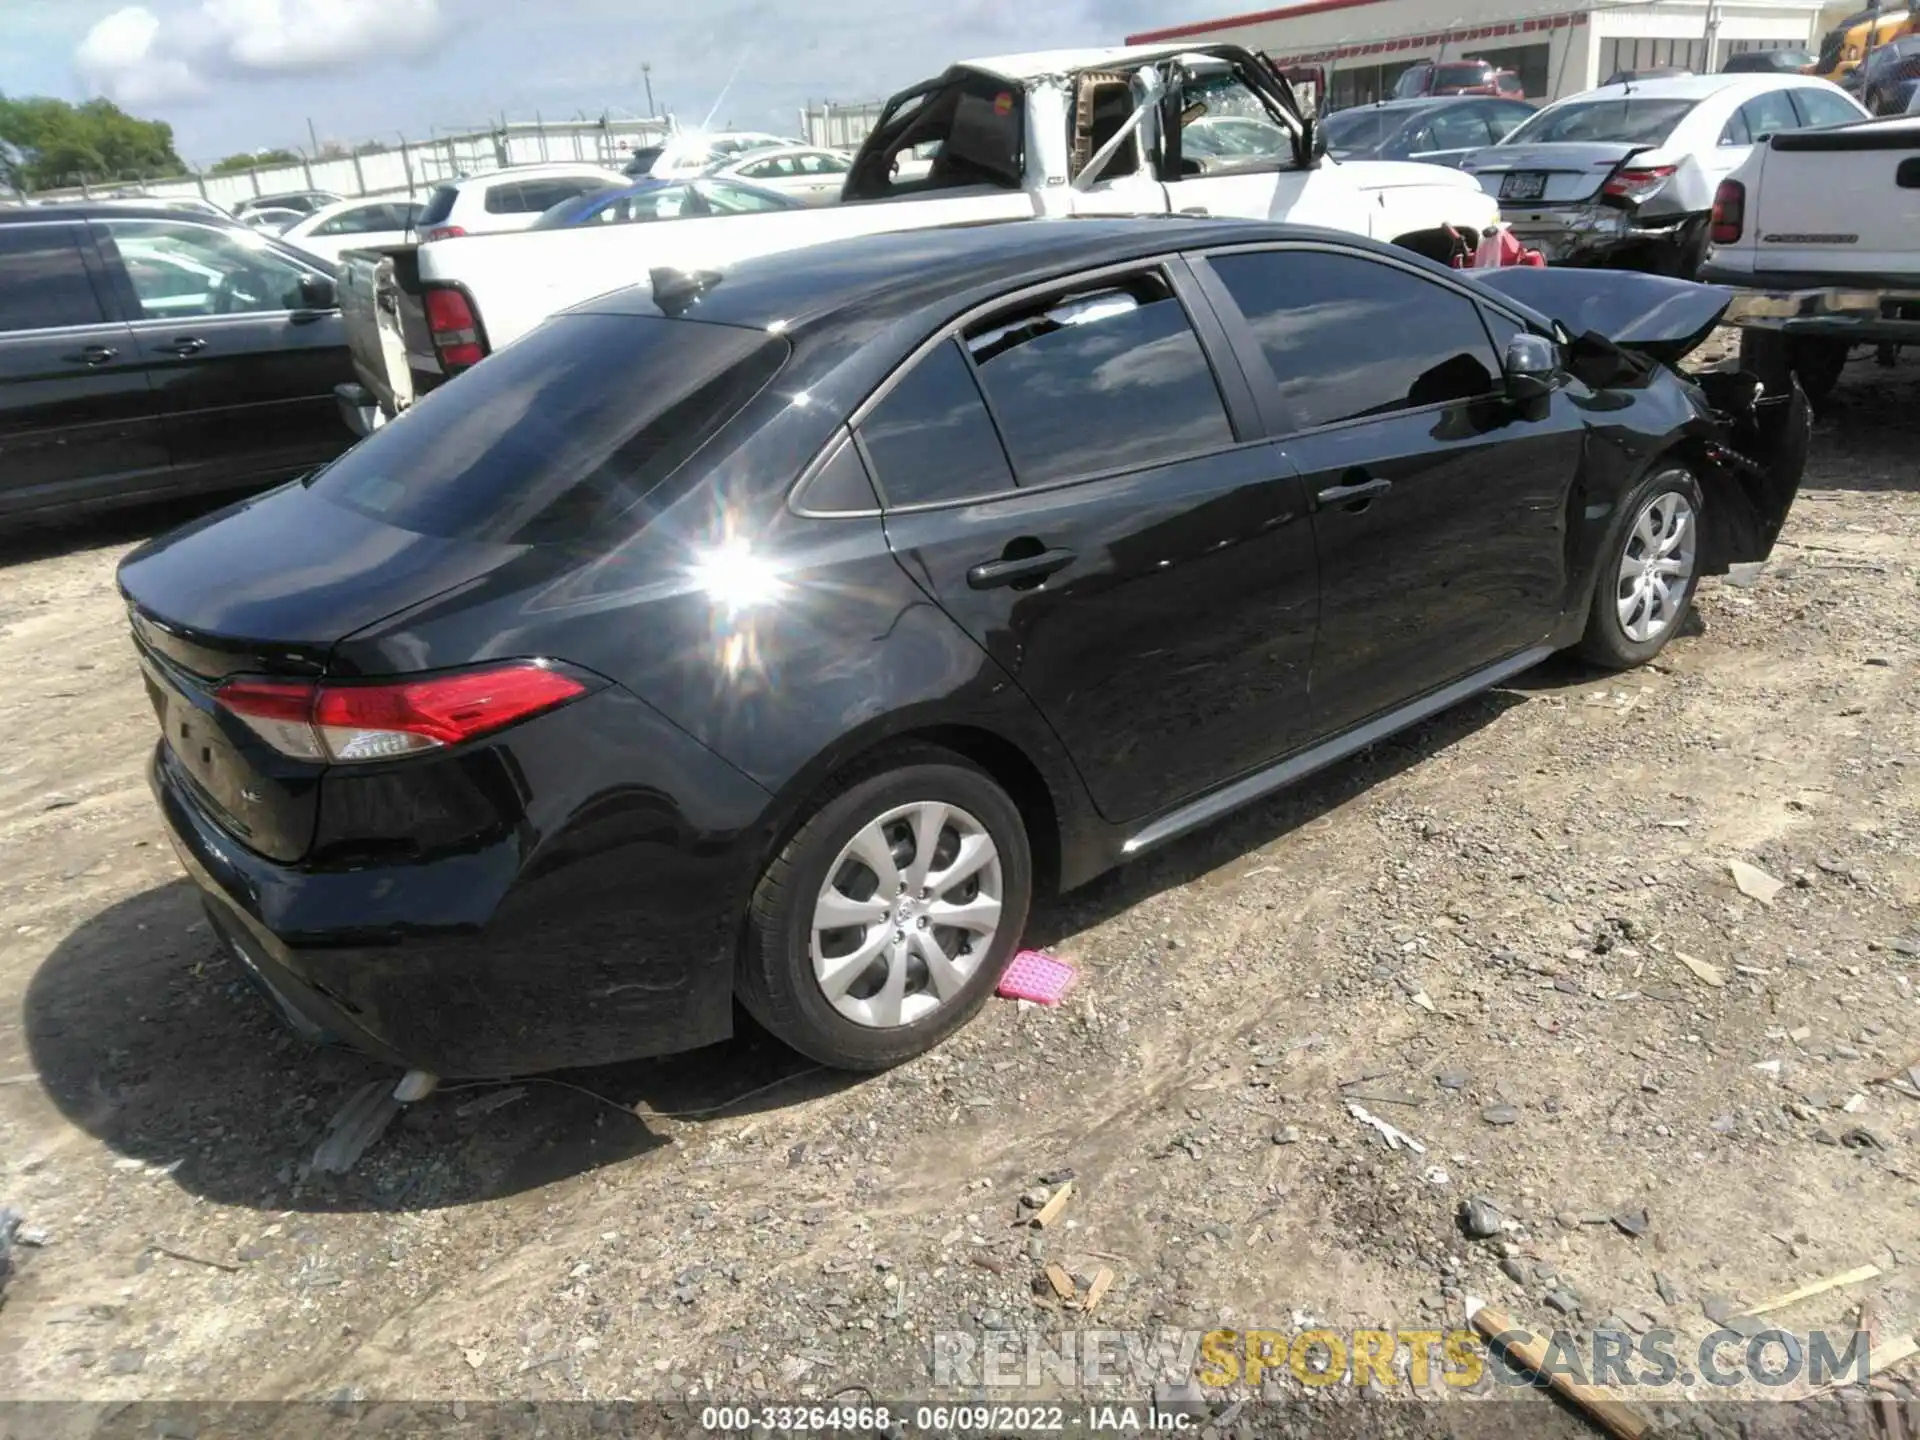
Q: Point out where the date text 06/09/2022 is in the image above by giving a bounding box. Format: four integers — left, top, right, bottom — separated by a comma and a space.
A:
698, 1404, 1197, 1433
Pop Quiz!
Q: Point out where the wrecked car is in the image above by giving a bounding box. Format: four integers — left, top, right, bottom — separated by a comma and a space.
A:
123, 219, 1807, 1084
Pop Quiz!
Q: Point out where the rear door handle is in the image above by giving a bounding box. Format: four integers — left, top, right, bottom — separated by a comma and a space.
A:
1317, 476, 1393, 509
966, 548, 1075, 591
156, 337, 208, 357
63, 344, 117, 366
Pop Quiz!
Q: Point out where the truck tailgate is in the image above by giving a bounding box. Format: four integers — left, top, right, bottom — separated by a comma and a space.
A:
1757, 120, 1920, 277
337, 243, 436, 426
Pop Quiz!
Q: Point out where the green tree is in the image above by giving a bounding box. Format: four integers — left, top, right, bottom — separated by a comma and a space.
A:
208, 147, 302, 175
0, 94, 182, 192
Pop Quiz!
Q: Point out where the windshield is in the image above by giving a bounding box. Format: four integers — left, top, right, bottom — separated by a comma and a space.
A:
306, 314, 789, 544
1320, 108, 1404, 150
1504, 97, 1696, 145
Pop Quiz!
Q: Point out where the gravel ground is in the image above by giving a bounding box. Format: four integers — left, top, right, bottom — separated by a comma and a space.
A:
1, 345, 1916, 1436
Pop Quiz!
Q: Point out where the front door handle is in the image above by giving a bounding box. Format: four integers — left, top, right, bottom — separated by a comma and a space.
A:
967, 547, 1075, 591
156, 337, 208, 357
63, 344, 118, 366
1317, 476, 1393, 510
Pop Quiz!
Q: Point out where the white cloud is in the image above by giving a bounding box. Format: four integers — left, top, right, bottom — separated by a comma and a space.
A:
76, 0, 444, 106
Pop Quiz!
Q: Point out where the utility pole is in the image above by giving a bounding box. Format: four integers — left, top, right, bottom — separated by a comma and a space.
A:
307, 115, 321, 157
643, 62, 657, 117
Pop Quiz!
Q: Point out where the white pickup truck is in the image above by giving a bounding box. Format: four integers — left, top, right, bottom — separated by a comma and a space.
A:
335, 42, 1503, 429
1699, 113, 1920, 399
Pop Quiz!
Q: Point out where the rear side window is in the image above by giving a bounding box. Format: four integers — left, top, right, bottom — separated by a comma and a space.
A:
418, 186, 459, 225
1207, 249, 1499, 432
1738, 90, 1802, 142
306, 314, 787, 543
859, 338, 1014, 507
482, 181, 529, 214
965, 273, 1234, 484
0, 225, 106, 332
1506, 97, 1695, 145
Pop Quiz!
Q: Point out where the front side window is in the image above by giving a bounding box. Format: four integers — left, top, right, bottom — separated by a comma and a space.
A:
1173, 69, 1294, 172
1790, 86, 1865, 127
965, 272, 1234, 484
742, 155, 796, 178
1206, 249, 1500, 433
0, 225, 106, 333
859, 338, 1013, 508
312, 205, 384, 237
97, 219, 318, 319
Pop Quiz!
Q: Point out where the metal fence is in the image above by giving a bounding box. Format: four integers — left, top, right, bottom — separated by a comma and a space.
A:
27, 116, 675, 207
799, 100, 886, 151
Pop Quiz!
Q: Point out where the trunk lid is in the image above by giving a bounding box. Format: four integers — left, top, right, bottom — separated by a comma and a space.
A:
1465, 142, 1647, 203
119, 482, 522, 862
1470, 266, 1732, 366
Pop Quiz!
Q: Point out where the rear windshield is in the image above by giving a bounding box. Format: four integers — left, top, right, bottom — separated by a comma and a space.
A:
1321, 109, 1403, 150
1504, 97, 1696, 145
1435, 64, 1489, 86
306, 314, 788, 544
418, 185, 458, 226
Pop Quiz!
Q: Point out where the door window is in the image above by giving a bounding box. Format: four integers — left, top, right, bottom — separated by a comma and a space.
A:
1738, 90, 1802, 142
858, 339, 1014, 508
702, 182, 791, 213
964, 272, 1234, 484
800, 152, 849, 174
742, 156, 797, 178
311, 204, 386, 237
1415, 108, 1494, 153
1484, 102, 1534, 140
1206, 249, 1500, 433
98, 219, 318, 319
1790, 86, 1865, 127
1719, 108, 1753, 146
0, 225, 107, 333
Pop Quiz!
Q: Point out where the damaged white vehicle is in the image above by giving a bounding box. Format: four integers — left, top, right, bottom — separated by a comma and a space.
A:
335, 43, 1505, 430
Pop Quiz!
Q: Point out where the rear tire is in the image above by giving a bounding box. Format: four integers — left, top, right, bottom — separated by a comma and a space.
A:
738, 748, 1033, 1071
1576, 466, 1704, 671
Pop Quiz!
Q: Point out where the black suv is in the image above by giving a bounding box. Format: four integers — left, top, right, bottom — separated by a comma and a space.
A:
0, 204, 352, 523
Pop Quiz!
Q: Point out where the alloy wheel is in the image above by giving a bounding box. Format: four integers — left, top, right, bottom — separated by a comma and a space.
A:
811, 801, 1005, 1029
1616, 490, 1696, 644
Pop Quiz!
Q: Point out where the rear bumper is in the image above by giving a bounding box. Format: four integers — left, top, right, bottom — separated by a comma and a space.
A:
147, 689, 773, 1077
1698, 266, 1920, 341
1499, 202, 1691, 265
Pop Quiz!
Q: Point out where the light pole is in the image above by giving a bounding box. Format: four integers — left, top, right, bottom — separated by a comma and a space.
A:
642, 62, 657, 118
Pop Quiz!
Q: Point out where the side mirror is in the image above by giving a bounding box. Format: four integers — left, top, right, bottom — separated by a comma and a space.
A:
1504, 333, 1559, 401
298, 273, 338, 310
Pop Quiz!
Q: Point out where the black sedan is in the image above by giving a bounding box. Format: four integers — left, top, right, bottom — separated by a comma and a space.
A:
0, 204, 351, 522
119, 219, 1809, 1080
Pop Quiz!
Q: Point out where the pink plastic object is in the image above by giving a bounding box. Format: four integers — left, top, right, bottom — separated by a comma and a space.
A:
997, 949, 1078, 1004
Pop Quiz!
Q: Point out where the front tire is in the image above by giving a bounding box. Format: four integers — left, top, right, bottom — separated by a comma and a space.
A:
1576, 467, 1704, 670
738, 749, 1033, 1071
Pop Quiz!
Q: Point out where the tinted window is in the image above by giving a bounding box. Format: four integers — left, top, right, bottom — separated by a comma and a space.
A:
859, 338, 1014, 507
1506, 97, 1696, 144
1209, 250, 1499, 432
483, 182, 531, 214
308, 314, 787, 543
1739, 90, 1802, 141
418, 185, 459, 225
98, 220, 319, 319
966, 273, 1234, 484
1322, 108, 1403, 151
1417, 108, 1493, 151
0, 225, 106, 332
1791, 86, 1864, 127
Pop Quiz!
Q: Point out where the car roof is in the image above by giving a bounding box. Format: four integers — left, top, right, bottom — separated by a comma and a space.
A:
1559, 72, 1823, 103
0, 202, 248, 225
1333, 95, 1521, 115
577, 215, 1430, 339
447, 164, 626, 188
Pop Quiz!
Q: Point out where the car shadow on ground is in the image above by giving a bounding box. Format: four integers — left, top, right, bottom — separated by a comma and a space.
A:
0, 493, 242, 570
22, 673, 1575, 1217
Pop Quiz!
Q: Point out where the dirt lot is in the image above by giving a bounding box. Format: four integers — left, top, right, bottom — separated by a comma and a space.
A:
1, 350, 1917, 1435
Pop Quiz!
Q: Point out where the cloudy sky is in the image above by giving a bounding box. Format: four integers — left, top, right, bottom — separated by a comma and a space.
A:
2, 0, 1195, 165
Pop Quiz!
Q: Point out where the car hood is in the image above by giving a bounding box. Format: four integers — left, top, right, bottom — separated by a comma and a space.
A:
1462, 142, 1657, 202
1470, 267, 1732, 365
1328, 156, 1485, 192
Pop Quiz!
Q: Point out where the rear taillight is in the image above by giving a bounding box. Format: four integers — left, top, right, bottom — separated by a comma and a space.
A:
215, 662, 591, 763
423, 286, 486, 369
1711, 179, 1745, 245
1602, 164, 1677, 203
422, 224, 466, 241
